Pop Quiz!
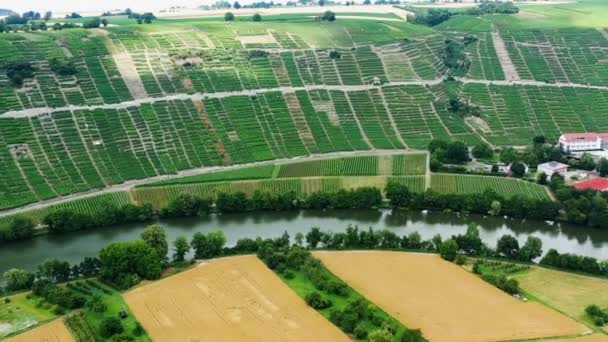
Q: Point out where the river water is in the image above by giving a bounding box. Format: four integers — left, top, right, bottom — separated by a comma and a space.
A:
1, 209, 607, 275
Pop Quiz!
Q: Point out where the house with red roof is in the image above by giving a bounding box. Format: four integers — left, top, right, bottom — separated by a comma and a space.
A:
558, 133, 604, 152
574, 178, 608, 192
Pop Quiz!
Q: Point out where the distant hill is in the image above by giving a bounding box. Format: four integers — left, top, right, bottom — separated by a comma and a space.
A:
0, 8, 15, 16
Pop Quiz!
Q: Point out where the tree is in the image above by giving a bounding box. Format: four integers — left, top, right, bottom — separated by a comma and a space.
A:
38, 259, 71, 282
162, 193, 211, 218
363, 0, 371, 3
319, 0, 326, 6
140, 224, 168, 260
224, 12, 235, 21
233, 1, 241, 9
1, 216, 35, 242
191, 231, 226, 259
440, 239, 458, 261
321, 10, 336, 22
172, 236, 190, 262
82, 17, 101, 28
99, 241, 162, 289
445, 141, 469, 164
519, 236, 542, 262
538, 172, 548, 185
533, 135, 546, 145
295, 232, 304, 246
101, 18, 108, 27
385, 182, 412, 208
306, 227, 323, 248
488, 200, 501, 216
598, 158, 608, 177
496, 234, 520, 258
3, 269, 34, 291
252, 13, 262, 21
100, 317, 123, 338
43, 11, 52, 21
368, 328, 392, 342
510, 162, 526, 178
472, 143, 493, 159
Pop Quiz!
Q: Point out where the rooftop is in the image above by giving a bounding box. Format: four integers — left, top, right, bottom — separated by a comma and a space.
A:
574, 178, 608, 191
560, 133, 603, 143
538, 161, 568, 169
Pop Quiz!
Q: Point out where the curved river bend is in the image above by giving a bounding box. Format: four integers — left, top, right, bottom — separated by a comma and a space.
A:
1, 209, 608, 275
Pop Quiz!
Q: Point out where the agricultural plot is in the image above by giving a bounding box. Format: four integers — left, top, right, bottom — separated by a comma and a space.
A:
0, 192, 130, 226
276, 153, 426, 177
0, 32, 132, 115
0, 293, 56, 339
316, 251, 587, 342
501, 29, 608, 86
514, 267, 608, 327
124, 255, 348, 341
430, 174, 551, 200
4, 319, 73, 342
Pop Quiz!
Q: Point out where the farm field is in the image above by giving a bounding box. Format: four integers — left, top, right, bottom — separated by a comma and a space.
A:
3, 319, 73, 342
124, 255, 348, 341
430, 173, 551, 200
514, 267, 608, 328
315, 251, 587, 342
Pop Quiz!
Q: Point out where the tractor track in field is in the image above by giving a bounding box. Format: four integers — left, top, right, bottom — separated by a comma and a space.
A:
0, 149, 427, 219
3, 77, 608, 118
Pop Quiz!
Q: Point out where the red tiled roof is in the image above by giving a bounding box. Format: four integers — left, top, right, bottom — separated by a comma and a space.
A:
574, 178, 608, 191
560, 133, 601, 143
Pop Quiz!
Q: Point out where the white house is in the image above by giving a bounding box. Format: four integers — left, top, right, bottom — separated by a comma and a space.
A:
558, 133, 606, 152
537, 161, 568, 177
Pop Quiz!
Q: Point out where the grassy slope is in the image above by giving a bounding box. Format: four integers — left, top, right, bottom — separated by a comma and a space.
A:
513, 267, 608, 330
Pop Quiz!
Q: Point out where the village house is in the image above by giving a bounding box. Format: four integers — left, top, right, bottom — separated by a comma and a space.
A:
537, 161, 568, 177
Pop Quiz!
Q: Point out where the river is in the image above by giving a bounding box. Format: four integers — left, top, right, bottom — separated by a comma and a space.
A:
1, 209, 608, 276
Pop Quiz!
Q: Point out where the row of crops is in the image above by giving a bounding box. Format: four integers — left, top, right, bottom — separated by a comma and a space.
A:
6, 78, 607, 210
0, 33, 133, 115
0, 192, 130, 226
501, 28, 608, 86
462, 83, 608, 146
276, 153, 427, 178
430, 173, 551, 201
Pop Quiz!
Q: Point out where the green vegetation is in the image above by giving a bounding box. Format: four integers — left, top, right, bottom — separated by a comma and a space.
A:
472, 259, 528, 295
430, 174, 550, 201
259, 244, 424, 341
0, 293, 56, 339
63, 280, 150, 341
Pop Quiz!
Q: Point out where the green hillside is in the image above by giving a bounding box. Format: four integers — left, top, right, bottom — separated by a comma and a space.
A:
0, 5, 607, 211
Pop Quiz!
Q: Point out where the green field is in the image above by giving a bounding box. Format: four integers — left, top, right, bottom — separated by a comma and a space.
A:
430, 173, 551, 200
514, 267, 608, 329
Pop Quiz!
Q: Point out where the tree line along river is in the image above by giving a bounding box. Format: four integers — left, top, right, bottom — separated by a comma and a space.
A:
1, 209, 607, 276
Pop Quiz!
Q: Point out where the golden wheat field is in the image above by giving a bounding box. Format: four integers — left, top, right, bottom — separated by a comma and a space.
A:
124, 255, 348, 341
4, 319, 73, 342
315, 251, 588, 342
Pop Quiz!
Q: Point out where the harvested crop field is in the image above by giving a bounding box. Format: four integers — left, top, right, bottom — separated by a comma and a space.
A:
4, 319, 73, 342
124, 255, 348, 342
315, 251, 588, 342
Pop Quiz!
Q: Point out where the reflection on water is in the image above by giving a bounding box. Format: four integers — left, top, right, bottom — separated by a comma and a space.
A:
1, 209, 607, 275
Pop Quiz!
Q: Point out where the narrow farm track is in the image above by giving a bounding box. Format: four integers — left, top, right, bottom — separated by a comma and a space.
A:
0, 150, 423, 219
4, 77, 608, 118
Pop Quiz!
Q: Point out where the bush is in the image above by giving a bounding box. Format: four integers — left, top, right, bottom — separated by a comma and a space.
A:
586, 304, 608, 326
252, 13, 262, 21
224, 12, 234, 21
100, 317, 124, 338
354, 323, 367, 339
305, 291, 332, 309
440, 239, 458, 261
454, 254, 467, 265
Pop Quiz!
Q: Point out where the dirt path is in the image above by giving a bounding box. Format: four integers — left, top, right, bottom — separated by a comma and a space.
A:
492, 28, 521, 82
0, 150, 416, 218
0, 80, 444, 118
103, 36, 148, 99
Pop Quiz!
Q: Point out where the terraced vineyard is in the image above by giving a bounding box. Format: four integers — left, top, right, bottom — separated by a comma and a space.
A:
430, 173, 551, 201
1, 8, 607, 214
